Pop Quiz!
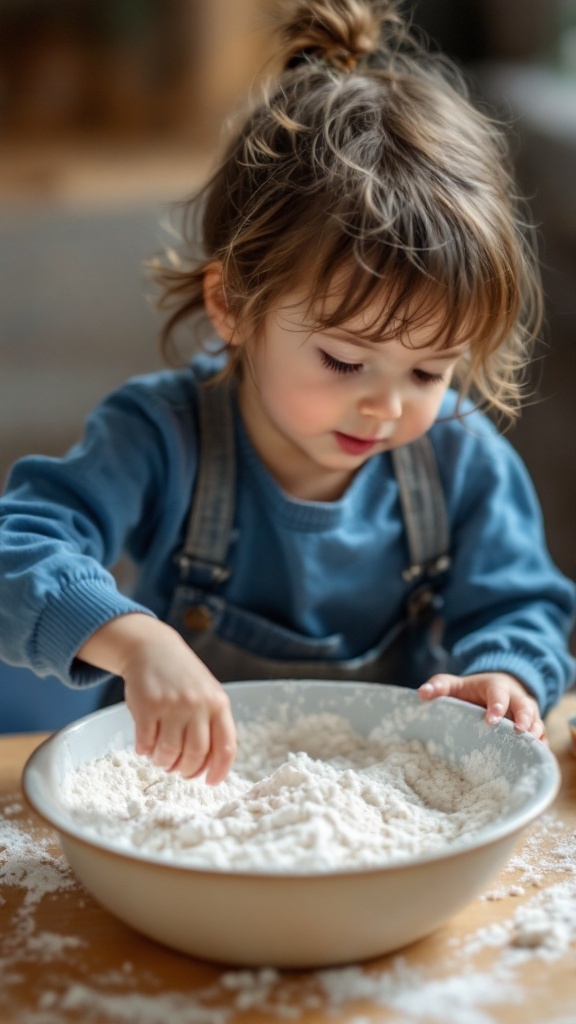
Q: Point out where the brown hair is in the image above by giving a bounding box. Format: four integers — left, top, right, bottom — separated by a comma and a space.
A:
155, 0, 543, 421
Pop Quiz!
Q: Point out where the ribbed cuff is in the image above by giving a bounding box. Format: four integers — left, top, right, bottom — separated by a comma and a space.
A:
31, 577, 156, 687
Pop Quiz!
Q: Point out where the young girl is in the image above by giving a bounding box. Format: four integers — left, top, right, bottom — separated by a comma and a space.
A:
0, 0, 574, 784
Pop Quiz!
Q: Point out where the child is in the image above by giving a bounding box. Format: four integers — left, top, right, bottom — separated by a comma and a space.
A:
0, 0, 574, 785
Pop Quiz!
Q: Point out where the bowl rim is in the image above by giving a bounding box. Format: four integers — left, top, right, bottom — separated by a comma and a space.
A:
22, 681, 562, 879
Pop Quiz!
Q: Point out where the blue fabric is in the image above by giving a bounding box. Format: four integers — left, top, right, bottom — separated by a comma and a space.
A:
0, 662, 105, 733
0, 355, 573, 714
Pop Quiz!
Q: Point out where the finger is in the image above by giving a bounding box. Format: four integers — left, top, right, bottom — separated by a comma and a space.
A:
170, 712, 211, 779
205, 703, 237, 786
151, 719, 187, 771
512, 706, 538, 734
504, 689, 538, 734
418, 674, 463, 700
133, 715, 159, 757
528, 717, 547, 742
484, 678, 510, 727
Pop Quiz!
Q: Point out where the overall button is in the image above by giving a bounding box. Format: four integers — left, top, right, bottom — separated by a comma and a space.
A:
183, 605, 213, 631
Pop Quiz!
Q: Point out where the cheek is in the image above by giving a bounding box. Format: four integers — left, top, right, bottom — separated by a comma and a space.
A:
264, 362, 339, 431
405, 390, 447, 435
271, 384, 332, 433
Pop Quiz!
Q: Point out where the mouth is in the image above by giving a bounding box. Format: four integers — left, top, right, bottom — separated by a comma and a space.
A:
333, 432, 387, 456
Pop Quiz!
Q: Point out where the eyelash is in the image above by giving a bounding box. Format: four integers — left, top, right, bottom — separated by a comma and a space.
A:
413, 369, 446, 386
319, 350, 362, 375
320, 350, 446, 385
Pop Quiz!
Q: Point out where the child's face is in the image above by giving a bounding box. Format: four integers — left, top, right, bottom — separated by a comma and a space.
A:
235, 289, 467, 500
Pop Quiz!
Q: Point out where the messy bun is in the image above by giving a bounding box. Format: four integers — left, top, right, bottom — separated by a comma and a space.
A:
275, 0, 397, 72
156, 0, 543, 423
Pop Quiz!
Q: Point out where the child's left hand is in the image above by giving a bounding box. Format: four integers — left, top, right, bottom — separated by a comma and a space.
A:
418, 672, 546, 741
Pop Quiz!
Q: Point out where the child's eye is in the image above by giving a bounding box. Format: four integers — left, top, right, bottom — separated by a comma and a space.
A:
320, 350, 363, 375
413, 368, 445, 386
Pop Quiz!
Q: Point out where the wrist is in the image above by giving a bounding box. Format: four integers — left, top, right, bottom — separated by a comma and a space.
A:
76, 612, 163, 676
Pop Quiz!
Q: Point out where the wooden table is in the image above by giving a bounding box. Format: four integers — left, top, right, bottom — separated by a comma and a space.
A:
1, 697, 575, 1024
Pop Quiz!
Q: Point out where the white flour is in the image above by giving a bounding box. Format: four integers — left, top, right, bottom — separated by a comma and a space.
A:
61, 712, 510, 871
1, 791, 575, 1024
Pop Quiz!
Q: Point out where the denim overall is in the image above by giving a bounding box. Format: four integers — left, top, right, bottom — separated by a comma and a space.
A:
163, 381, 452, 689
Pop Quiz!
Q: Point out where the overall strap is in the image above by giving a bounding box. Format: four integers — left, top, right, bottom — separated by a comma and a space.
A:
391, 436, 451, 584
175, 380, 236, 587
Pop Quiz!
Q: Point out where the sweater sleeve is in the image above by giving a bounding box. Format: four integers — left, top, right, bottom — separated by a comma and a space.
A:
432, 411, 575, 715
0, 374, 197, 687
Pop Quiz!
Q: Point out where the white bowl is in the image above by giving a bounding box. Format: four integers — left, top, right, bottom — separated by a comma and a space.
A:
23, 681, 560, 968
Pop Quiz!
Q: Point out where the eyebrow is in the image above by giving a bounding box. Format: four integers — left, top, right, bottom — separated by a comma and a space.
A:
330, 329, 366, 345
426, 348, 468, 361
329, 329, 467, 360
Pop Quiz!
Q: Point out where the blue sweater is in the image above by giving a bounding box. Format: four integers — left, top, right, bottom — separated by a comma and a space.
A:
0, 357, 573, 713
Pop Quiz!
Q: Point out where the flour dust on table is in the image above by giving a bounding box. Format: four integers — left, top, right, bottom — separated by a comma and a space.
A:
2, 790, 576, 1024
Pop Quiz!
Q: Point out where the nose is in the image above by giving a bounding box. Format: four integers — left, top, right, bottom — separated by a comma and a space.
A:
359, 382, 402, 422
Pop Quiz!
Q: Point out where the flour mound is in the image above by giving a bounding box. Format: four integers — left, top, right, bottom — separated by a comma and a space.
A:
62, 712, 509, 872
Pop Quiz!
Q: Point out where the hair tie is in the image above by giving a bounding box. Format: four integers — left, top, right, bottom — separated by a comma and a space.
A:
339, 51, 359, 72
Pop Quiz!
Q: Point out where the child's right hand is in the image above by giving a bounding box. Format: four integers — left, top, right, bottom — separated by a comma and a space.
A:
76, 614, 236, 784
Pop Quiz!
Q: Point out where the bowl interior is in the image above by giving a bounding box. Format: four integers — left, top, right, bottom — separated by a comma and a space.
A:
23, 680, 560, 872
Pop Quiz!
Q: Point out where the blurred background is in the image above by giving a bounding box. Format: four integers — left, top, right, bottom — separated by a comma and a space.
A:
0, 0, 575, 731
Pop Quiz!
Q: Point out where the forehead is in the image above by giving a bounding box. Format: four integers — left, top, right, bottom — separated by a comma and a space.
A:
278, 277, 471, 352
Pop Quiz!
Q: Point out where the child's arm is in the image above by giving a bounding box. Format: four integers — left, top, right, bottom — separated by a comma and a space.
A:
77, 614, 236, 784
422, 402, 575, 724
418, 672, 546, 740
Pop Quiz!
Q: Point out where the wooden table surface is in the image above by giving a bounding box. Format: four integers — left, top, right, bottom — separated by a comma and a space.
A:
1, 697, 575, 1024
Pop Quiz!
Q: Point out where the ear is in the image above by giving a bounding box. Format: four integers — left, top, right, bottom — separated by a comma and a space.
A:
203, 262, 238, 344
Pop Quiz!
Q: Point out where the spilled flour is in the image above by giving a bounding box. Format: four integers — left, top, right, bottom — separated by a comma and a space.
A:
61, 712, 511, 871
1, 795, 575, 1024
